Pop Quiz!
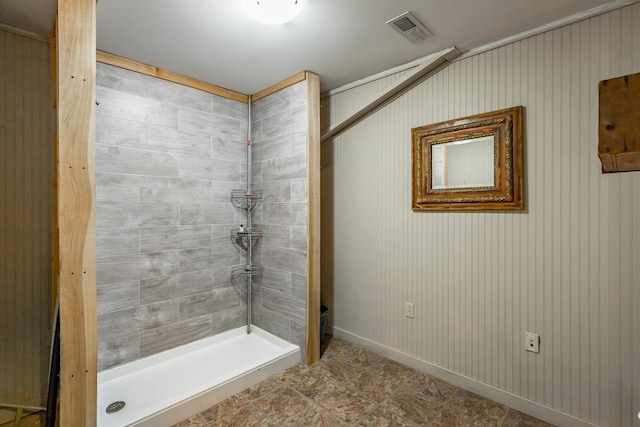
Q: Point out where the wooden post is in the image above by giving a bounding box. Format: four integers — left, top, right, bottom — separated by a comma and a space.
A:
56, 0, 97, 425
306, 72, 321, 364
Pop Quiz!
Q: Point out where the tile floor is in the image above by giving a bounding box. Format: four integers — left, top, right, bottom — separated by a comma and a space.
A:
174, 337, 553, 426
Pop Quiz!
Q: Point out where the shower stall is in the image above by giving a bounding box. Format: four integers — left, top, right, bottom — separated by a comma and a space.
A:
95, 62, 317, 425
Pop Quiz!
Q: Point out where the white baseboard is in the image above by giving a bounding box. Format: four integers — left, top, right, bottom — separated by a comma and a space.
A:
333, 328, 598, 427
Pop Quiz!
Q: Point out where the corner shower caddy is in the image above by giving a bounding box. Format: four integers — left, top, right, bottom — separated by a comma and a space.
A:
230, 190, 262, 334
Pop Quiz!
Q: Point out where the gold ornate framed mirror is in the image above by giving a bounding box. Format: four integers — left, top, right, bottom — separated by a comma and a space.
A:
412, 106, 524, 211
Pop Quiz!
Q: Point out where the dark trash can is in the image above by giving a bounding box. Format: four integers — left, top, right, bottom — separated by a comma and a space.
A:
320, 305, 329, 345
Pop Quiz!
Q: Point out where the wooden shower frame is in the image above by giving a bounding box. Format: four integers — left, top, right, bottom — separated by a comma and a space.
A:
54, 3, 321, 422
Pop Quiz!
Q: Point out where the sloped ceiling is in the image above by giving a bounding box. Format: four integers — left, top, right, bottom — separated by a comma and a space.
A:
0, 0, 630, 94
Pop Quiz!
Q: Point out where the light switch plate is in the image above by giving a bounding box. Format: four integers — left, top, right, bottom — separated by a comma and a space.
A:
405, 303, 415, 319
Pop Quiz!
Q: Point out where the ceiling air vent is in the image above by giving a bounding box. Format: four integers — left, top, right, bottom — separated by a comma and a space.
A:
386, 11, 433, 44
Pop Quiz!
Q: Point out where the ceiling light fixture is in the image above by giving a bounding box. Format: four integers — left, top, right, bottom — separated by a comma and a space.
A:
243, 0, 302, 25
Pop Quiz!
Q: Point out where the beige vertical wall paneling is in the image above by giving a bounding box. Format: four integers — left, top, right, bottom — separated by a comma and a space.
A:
632, 7, 640, 427
0, 30, 53, 409
324, 5, 640, 427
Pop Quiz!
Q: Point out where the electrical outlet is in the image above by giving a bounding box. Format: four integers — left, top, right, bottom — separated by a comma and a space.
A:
525, 332, 540, 353
405, 303, 415, 319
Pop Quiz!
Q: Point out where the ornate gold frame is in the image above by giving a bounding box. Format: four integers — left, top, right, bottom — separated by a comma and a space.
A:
412, 106, 524, 211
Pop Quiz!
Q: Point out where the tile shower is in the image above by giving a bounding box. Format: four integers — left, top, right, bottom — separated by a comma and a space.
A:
95, 62, 309, 371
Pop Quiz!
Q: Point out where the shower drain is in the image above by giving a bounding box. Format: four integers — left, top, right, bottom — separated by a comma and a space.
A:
106, 400, 126, 414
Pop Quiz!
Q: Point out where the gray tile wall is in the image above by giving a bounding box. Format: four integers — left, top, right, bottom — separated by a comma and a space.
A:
250, 81, 308, 358
96, 63, 248, 371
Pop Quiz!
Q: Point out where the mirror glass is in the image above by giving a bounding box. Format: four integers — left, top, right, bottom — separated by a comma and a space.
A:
431, 135, 494, 190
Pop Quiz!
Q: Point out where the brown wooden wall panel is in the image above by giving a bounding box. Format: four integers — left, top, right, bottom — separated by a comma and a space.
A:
0, 29, 54, 410
598, 71, 640, 172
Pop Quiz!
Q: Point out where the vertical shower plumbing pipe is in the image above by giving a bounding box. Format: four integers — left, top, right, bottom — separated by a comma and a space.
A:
246, 95, 252, 334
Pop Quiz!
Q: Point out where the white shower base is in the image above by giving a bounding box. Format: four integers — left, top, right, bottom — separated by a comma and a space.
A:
97, 326, 300, 427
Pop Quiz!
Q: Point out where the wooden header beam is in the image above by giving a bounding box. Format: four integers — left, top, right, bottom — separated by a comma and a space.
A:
96, 50, 312, 104
252, 71, 307, 102
96, 50, 249, 103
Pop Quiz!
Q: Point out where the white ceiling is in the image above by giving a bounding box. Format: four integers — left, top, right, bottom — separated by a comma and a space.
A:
0, 0, 628, 94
